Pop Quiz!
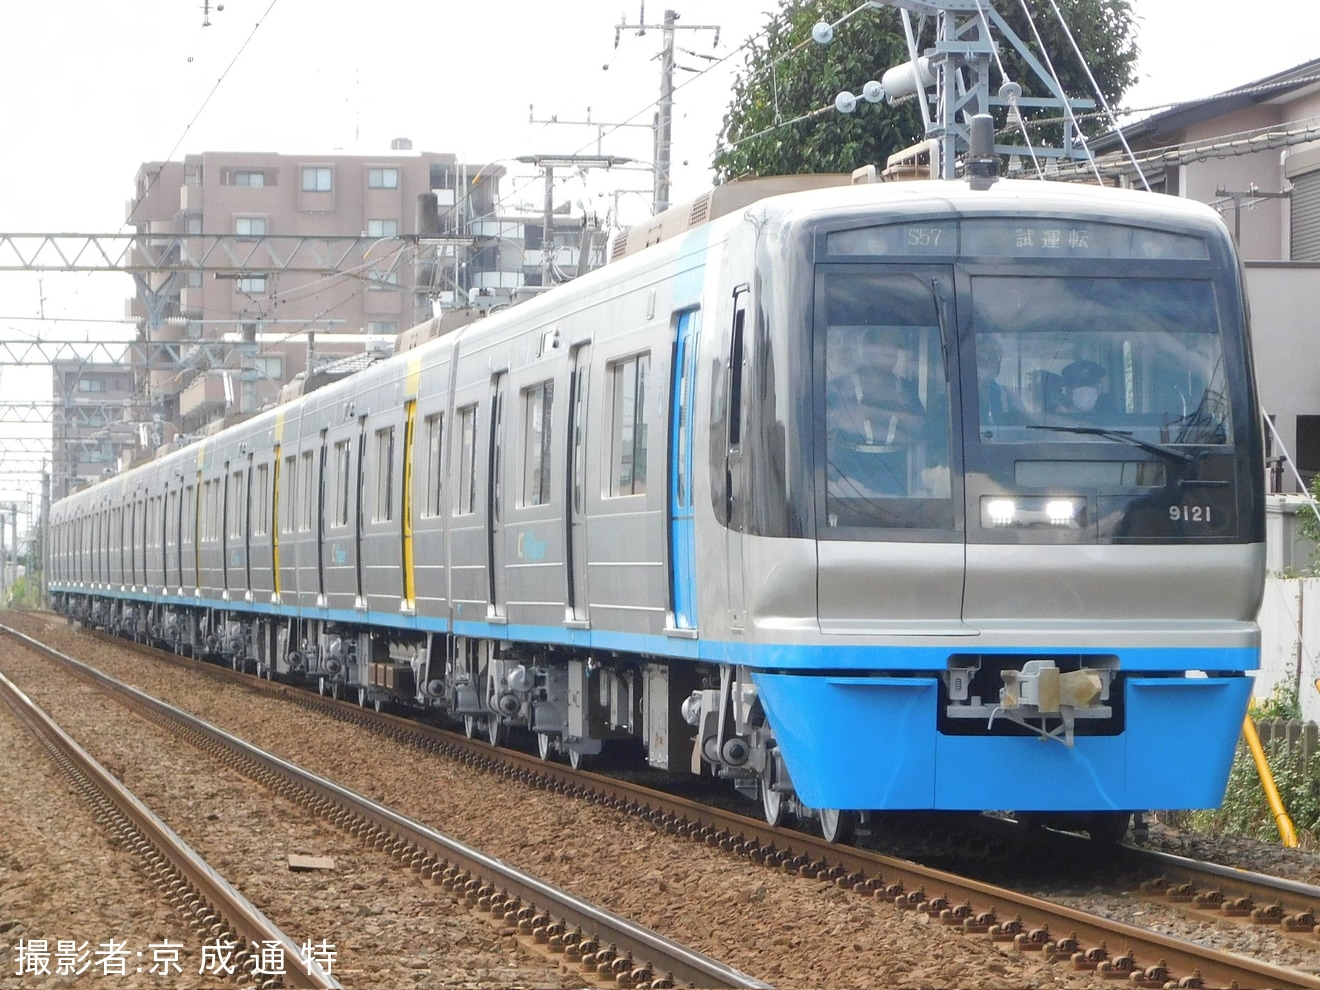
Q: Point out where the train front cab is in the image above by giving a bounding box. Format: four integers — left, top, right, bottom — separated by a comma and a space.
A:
729, 187, 1265, 827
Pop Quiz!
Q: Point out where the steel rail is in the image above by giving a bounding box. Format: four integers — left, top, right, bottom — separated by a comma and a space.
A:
1110, 840, 1320, 931
2, 624, 767, 990
0, 667, 340, 989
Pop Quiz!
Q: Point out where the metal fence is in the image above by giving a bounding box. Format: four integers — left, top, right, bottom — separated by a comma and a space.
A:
1255, 717, 1320, 767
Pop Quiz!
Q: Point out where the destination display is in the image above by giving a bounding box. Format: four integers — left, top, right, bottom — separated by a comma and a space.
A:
826, 218, 1208, 260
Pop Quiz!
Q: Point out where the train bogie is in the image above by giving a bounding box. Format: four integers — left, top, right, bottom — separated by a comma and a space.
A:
49, 177, 1264, 837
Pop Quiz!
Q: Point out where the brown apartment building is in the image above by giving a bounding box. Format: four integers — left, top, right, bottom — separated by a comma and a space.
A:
126, 147, 498, 430
52, 147, 501, 496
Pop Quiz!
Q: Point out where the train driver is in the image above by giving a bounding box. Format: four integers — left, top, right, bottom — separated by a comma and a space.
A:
1059, 360, 1116, 416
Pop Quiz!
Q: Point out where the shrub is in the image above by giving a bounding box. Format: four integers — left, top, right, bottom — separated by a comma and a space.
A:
1184, 683, 1320, 845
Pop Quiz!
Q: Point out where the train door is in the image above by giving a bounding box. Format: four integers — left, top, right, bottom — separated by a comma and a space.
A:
221, 463, 231, 596
401, 400, 417, 612
188, 475, 200, 594
565, 343, 590, 625
815, 264, 963, 629
175, 481, 185, 593
283, 448, 303, 604
486, 375, 507, 618
244, 453, 254, 594
723, 288, 749, 630
270, 447, 282, 601
669, 309, 700, 629
123, 502, 133, 590
355, 417, 367, 608
159, 486, 168, 593
316, 431, 327, 605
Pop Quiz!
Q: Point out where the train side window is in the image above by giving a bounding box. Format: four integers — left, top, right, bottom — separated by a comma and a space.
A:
521, 381, 554, 506
456, 405, 478, 515
423, 413, 443, 517
281, 454, 298, 534
230, 469, 245, 539
299, 451, 316, 531
607, 353, 650, 497
373, 427, 395, 523
331, 440, 352, 527
211, 482, 222, 542
253, 464, 269, 536
201, 480, 216, 542
728, 300, 746, 449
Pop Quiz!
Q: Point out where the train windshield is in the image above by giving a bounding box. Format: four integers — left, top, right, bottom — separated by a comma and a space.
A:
817, 265, 1241, 537
970, 276, 1231, 448
821, 270, 954, 530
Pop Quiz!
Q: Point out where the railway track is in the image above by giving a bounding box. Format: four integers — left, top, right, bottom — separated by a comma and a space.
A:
11, 612, 1320, 989
0, 622, 763, 990
0, 668, 338, 989
1084, 833, 1320, 945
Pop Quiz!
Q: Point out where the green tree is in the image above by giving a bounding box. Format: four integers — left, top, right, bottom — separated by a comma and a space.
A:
1295, 474, 1320, 573
713, 0, 1138, 181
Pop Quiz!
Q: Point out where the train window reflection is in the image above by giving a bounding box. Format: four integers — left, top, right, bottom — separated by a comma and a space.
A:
971, 276, 1231, 447
821, 271, 953, 530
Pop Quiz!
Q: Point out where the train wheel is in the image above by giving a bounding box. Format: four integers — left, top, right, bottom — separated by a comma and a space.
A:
536, 732, 554, 761
463, 715, 478, 739
760, 779, 785, 828
486, 717, 503, 747
818, 808, 857, 844
1087, 812, 1131, 844
567, 747, 593, 771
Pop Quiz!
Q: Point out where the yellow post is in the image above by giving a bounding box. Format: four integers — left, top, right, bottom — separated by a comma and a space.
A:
1242, 704, 1299, 848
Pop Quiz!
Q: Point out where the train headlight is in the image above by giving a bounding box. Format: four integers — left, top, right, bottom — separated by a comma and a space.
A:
1045, 499, 1076, 525
981, 496, 1086, 529
986, 498, 1017, 525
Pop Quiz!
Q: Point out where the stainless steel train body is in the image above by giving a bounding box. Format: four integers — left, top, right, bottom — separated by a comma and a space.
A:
48, 178, 1265, 839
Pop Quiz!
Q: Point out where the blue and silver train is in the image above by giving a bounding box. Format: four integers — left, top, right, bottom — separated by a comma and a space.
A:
48, 173, 1265, 842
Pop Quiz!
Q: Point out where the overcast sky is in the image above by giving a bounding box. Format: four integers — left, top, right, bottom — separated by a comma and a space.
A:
0, 0, 1316, 500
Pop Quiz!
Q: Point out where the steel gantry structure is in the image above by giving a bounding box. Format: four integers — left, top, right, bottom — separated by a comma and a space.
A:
0, 229, 475, 489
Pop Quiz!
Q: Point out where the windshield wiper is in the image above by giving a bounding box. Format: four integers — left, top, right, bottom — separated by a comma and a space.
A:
1026, 424, 1201, 463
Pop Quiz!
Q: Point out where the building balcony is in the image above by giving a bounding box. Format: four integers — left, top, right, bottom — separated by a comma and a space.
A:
470, 270, 523, 290
179, 371, 230, 422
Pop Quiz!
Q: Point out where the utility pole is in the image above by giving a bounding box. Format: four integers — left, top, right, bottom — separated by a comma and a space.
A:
41, 469, 49, 609
541, 162, 556, 287
655, 9, 676, 214
614, 7, 720, 214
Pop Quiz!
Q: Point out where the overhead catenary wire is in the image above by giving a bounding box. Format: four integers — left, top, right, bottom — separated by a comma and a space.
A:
1011, 0, 1107, 186
1037, 0, 1147, 189
125, 0, 284, 232
434, 9, 774, 232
